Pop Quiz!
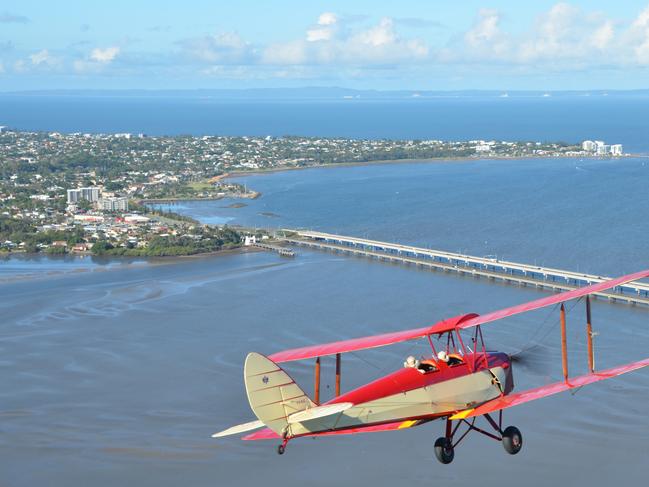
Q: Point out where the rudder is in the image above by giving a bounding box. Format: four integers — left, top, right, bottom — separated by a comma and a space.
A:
244, 352, 315, 436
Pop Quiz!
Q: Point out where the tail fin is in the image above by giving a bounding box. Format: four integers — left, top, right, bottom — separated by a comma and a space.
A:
244, 352, 315, 436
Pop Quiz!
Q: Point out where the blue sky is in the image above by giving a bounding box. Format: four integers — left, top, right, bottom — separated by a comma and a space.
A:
3, 1, 649, 90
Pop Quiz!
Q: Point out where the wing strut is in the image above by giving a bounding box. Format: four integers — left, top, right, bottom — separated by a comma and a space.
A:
560, 303, 568, 383
586, 296, 595, 373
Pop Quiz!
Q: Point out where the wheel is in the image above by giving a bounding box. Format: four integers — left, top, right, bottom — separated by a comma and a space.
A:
277, 444, 285, 455
502, 426, 522, 455
434, 437, 455, 464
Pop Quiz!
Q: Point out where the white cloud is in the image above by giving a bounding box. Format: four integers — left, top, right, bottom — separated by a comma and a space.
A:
307, 12, 338, 42
353, 17, 396, 47
317, 12, 337, 26
591, 21, 614, 50
462, 9, 509, 59
307, 27, 333, 42
456, 3, 630, 67
265, 14, 429, 66
179, 32, 254, 64
29, 49, 51, 66
90, 46, 120, 63
628, 6, 649, 64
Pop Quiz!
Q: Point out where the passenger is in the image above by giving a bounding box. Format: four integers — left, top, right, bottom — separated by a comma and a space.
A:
437, 350, 463, 366
404, 355, 419, 369
448, 355, 463, 366
418, 359, 438, 373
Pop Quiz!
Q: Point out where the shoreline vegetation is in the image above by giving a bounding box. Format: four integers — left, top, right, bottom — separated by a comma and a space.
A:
0, 128, 630, 259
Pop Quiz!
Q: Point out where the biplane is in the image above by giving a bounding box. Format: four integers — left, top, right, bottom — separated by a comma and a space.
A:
213, 269, 649, 464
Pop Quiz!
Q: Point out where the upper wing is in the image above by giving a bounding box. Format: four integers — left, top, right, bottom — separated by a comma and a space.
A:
453, 268, 649, 332
450, 356, 649, 420
269, 269, 649, 364
268, 314, 477, 363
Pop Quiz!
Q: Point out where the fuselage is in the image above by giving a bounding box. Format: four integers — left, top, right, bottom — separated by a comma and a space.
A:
288, 352, 513, 437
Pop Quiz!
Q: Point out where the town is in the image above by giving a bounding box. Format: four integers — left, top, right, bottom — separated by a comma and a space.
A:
0, 128, 625, 256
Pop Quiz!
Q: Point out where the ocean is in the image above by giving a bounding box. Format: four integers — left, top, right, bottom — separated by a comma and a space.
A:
2, 93, 649, 152
1, 95, 649, 486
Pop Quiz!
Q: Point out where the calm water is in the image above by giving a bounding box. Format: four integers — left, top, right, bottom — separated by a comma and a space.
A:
2, 97, 649, 485
2, 94, 649, 151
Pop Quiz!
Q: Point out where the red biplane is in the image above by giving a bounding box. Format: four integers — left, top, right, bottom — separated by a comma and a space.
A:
213, 269, 649, 464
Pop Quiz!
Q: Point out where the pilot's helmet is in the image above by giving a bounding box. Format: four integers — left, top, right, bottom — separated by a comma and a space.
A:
405, 355, 417, 367
437, 351, 449, 362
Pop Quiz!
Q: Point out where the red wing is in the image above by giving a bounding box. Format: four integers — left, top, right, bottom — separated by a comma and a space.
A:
268, 314, 477, 363
242, 419, 431, 441
269, 269, 649, 364
455, 268, 649, 331
451, 356, 649, 420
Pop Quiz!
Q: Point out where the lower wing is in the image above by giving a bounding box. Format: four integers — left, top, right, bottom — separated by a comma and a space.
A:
450, 356, 649, 420
242, 418, 433, 441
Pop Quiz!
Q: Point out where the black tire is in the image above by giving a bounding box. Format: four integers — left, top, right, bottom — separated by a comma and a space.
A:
434, 437, 455, 464
502, 426, 522, 455
277, 444, 285, 455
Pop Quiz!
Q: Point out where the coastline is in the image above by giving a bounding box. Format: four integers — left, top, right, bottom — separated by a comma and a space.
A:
223, 153, 637, 179
139, 191, 260, 205
0, 245, 261, 259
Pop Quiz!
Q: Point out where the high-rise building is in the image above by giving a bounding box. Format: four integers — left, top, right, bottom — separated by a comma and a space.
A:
597, 144, 610, 155
67, 189, 81, 204
80, 187, 100, 202
582, 140, 595, 151
100, 197, 129, 212
610, 144, 623, 156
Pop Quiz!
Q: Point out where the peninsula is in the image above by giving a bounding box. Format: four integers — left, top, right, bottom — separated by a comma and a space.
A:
0, 129, 626, 256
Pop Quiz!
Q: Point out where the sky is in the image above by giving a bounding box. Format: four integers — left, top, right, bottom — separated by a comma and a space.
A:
3, 1, 649, 91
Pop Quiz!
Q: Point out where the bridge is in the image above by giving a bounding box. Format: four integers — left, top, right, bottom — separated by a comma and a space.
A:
278, 230, 649, 306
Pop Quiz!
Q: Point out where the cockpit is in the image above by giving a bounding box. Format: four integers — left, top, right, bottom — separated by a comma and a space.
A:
404, 351, 465, 374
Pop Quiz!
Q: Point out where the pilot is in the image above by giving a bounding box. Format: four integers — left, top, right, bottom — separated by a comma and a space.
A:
404, 355, 419, 368
438, 350, 463, 366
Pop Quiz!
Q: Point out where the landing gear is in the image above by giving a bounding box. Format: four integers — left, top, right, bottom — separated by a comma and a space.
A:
434, 412, 523, 464
434, 437, 455, 464
277, 436, 289, 455
501, 426, 522, 455
276, 427, 292, 456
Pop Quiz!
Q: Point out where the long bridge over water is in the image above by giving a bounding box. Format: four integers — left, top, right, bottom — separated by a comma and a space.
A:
277, 230, 649, 307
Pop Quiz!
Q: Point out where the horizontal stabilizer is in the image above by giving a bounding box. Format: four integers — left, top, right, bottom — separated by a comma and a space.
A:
212, 419, 265, 438
287, 402, 354, 424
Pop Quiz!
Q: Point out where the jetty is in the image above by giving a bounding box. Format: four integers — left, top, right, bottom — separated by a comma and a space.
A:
279, 230, 649, 306
253, 242, 295, 257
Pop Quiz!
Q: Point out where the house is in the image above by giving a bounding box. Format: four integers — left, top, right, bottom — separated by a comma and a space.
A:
71, 243, 90, 252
